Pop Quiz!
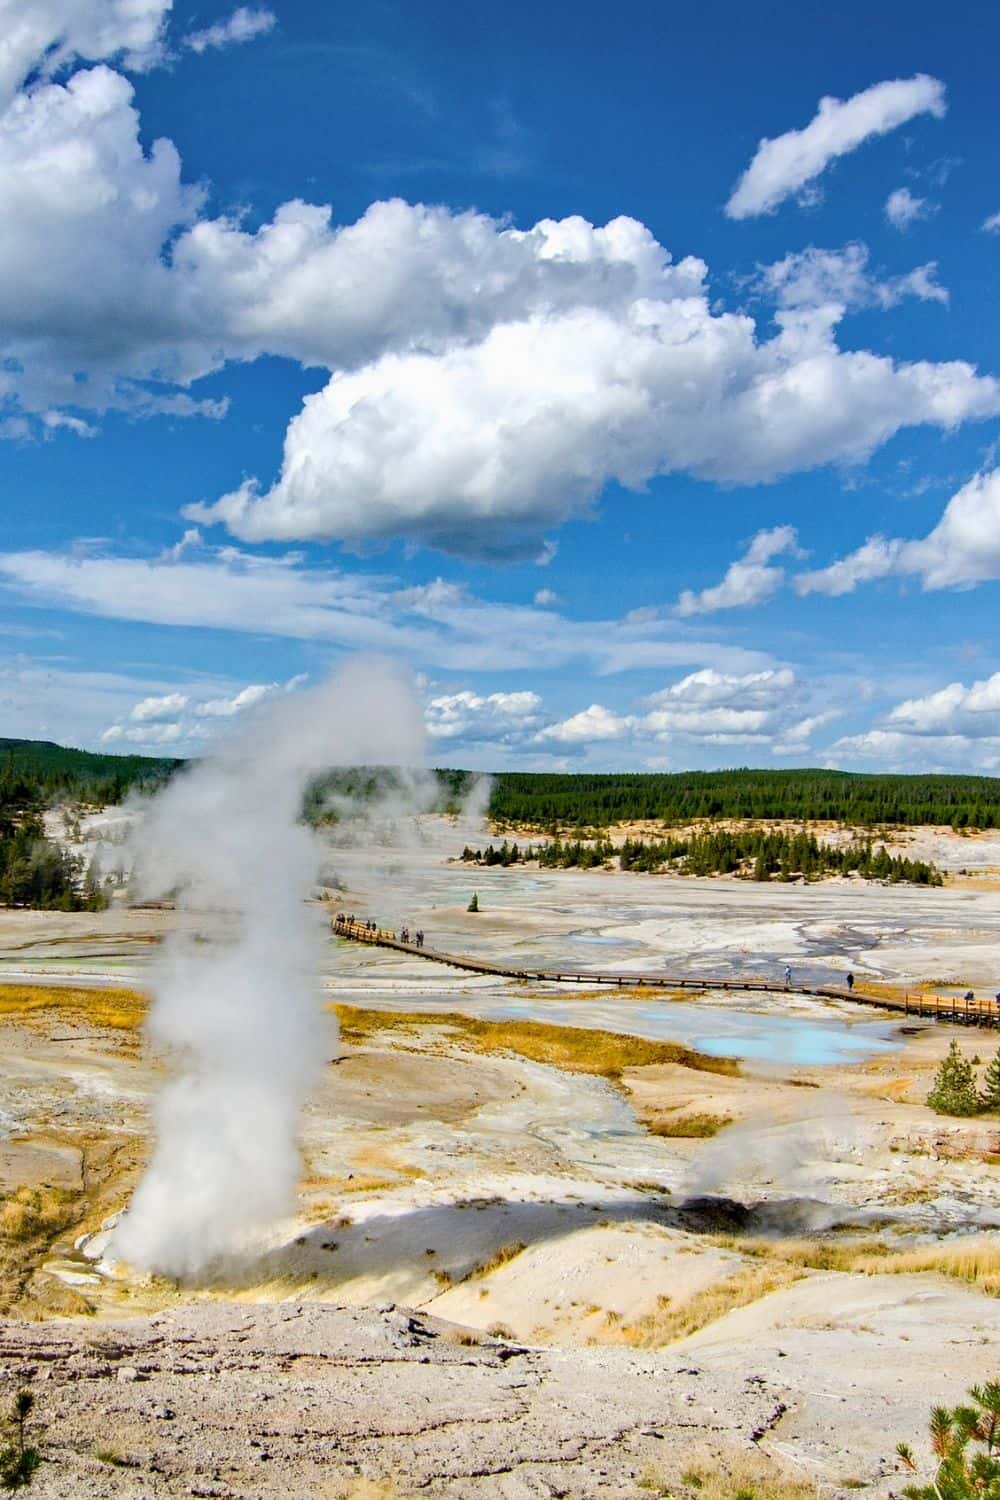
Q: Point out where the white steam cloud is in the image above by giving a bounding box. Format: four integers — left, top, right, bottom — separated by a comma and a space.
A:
114, 657, 426, 1277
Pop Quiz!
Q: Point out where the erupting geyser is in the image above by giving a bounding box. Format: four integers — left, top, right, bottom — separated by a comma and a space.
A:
114, 658, 426, 1277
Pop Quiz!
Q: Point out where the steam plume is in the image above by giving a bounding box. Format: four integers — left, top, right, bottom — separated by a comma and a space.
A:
114, 658, 426, 1276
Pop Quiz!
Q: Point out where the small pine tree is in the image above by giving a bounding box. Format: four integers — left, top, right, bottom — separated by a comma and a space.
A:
927, 1040, 981, 1117
897, 1381, 1000, 1499
467, 892, 479, 912
0, 1389, 40, 1491
980, 1048, 1000, 1112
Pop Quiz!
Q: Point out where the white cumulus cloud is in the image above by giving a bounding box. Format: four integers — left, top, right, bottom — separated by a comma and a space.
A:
675, 526, 800, 616
726, 74, 946, 220
0, 31, 993, 565
130, 691, 189, 722
102, 720, 187, 746
886, 672, 1000, 738
425, 689, 542, 741
0, 20, 989, 565
537, 667, 807, 751
100, 676, 297, 749
759, 242, 947, 310
643, 667, 799, 740
0, 62, 212, 420
195, 683, 276, 717
772, 710, 842, 755
189, 298, 997, 560
540, 703, 637, 744
0, 0, 171, 111
796, 467, 1000, 595
826, 726, 1000, 773
885, 186, 935, 230
821, 664, 1000, 774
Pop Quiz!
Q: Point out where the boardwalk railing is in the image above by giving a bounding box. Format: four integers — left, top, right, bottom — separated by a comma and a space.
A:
331, 918, 999, 1028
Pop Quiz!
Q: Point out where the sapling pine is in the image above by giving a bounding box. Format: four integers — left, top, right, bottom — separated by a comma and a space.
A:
980, 1049, 1000, 1112
0, 1389, 40, 1491
897, 1381, 1000, 1499
927, 1041, 981, 1117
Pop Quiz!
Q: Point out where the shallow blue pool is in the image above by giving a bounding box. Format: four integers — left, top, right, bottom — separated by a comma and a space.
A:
337, 985, 903, 1066
690, 1016, 899, 1065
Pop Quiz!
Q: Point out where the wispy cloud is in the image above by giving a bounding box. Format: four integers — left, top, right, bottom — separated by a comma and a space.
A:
0, 545, 775, 680
184, 7, 276, 55
885, 185, 937, 230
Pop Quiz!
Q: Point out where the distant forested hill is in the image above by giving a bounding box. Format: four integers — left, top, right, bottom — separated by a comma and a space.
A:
2, 741, 997, 829
476, 769, 1000, 829
0, 739, 180, 804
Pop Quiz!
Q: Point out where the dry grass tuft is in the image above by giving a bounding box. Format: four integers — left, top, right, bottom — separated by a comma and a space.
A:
443, 1328, 481, 1347
714, 1233, 1000, 1296
335, 1005, 738, 1079
647, 1112, 732, 1139
95, 1447, 137, 1469
619, 1264, 803, 1346
467, 1239, 528, 1279
0, 983, 147, 1034
0, 1184, 76, 1245
852, 979, 910, 1002
0, 1182, 81, 1315
712, 1235, 889, 1273
850, 1238, 1000, 1294
637, 1447, 814, 1499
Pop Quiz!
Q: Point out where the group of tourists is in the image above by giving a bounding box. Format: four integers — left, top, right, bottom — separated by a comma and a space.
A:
334, 913, 425, 948
335, 913, 381, 934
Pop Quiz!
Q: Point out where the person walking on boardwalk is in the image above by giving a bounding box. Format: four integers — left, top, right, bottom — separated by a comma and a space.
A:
846, 971, 855, 992
784, 965, 792, 988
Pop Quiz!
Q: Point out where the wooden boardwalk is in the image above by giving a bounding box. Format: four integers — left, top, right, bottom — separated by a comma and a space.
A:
331, 918, 999, 1027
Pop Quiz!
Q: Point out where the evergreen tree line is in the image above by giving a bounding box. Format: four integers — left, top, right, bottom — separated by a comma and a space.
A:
460, 838, 618, 869
927, 1041, 1000, 1117
0, 741, 178, 807
7, 741, 1000, 831
460, 829, 942, 884
481, 768, 1000, 829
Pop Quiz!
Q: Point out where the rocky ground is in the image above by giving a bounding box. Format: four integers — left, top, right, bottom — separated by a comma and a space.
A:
2, 1281, 996, 1499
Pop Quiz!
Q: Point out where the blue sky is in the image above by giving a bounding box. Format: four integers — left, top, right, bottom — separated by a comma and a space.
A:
2, 0, 1000, 772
